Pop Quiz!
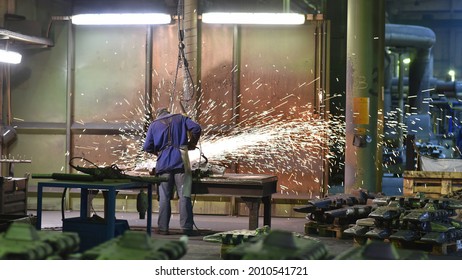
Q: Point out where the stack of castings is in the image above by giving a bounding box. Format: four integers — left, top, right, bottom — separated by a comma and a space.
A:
222, 230, 331, 260
443, 189, 462, 200
203, 226, 271, 258
294, 189, 375, 226
78, 230, 188, 260
0, 222, 79, 259
344, 196, 462, 245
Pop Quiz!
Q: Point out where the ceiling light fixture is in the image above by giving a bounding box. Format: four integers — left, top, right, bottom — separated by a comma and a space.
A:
201, 12, 305, 25
0, 49, 22, 64
71, 13, 172, 25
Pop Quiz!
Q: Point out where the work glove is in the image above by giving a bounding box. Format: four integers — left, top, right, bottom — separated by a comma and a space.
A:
187, 143, 197, 150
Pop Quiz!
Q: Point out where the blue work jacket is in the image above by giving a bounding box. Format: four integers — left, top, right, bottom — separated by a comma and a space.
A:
143, 113, 202, 175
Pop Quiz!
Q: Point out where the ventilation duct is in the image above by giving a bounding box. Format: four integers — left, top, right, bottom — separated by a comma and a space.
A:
384, 23, 436, 142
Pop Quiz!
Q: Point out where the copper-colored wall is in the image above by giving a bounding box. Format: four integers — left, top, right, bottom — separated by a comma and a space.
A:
239, 25, 316, 120
199, 23, 324, 197
199, 24, 235, 127
151, 25, 180, 109
10, 18, 327, 199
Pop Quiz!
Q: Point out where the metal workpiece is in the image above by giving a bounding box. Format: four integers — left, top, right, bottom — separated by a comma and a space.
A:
294, 189, 371, 213
0, 222, 79, 260
444, 189, 462, 201
293, 189, 374, 225
345, 194, 462, 247
389, 229, 420, 242
203, 225, 271, 245
343, 224, 370, 237
371, 195, 427, 208
223, 230, 331, 260
364, 227, 393, 239
401, 202, 452, 223
368, 200, 405, 221
391, 200, 462, 244
79, 230, 188, 260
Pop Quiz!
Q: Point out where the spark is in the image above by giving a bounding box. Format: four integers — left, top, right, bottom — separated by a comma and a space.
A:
84, 77, 350, 197
187, 105, 346, 182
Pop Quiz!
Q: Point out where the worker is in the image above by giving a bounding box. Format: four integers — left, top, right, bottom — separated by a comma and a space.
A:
143, 107, 202, 236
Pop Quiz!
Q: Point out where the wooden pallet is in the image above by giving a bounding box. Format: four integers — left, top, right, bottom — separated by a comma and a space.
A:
304, 221, 351, 239
352, 236, 462, 255
391, 239, 462, 256
403, 171, 462, 198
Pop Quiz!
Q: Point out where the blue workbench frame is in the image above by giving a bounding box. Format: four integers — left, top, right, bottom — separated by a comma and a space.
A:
35, 179, 151, 238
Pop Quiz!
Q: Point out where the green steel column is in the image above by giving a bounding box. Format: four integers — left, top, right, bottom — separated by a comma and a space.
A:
345, 0, 385, 194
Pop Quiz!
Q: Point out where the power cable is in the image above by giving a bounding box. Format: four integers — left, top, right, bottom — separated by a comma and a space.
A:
170, 0, 196, 115
170, 0, 204, 234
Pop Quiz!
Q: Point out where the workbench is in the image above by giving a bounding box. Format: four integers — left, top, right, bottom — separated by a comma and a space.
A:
191, 173, 278, 230
35, 173, 278, 237
35, 179, 151, 240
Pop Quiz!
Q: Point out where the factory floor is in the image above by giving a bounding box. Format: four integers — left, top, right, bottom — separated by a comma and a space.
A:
31, 210, 462, 261
34, 210, 327, 259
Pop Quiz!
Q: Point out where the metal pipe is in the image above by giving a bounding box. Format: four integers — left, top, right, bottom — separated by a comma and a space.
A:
384, 23, 436, 130
65, 21, 74, 174
385, 24, 436, 50
64, 20, 75, 210
398, 52, 404, 149
409, 48, 434, 115
390, 77, 462, 99
4, 42, 11, 126
232, 25, 241, 127
315, 20, 330, 196
0, 28, 54, 47
145, 26, 153, 121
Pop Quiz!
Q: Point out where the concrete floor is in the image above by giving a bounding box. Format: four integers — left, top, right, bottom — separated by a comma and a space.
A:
30, 210, 462, 260
35, 210, 341, 259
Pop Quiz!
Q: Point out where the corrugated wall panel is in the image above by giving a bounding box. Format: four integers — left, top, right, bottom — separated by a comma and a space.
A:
74, 26, 146, 123
11, 21, 68, 123
10, 16, 327, 199
199, 24, 235, 127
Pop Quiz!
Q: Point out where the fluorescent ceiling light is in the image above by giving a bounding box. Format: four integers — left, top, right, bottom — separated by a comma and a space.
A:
71, 13, 171, 25
0, 49, 22, 64
202, 12, 305, 25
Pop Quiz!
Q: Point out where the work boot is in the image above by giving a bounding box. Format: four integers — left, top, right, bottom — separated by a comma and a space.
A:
156, 229, 169, 235
182, 229, 199, 236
